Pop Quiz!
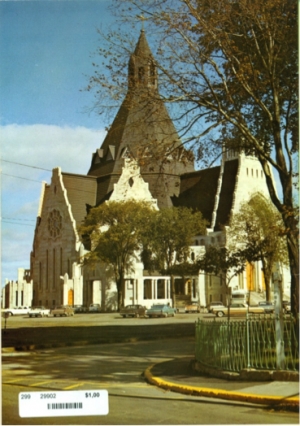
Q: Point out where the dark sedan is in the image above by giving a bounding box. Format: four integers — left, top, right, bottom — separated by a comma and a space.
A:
119, 304, 146, 318
146, 304, 176, 318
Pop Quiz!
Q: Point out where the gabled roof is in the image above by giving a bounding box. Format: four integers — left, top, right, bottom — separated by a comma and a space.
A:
61, 172, 97, 225
172, 166, 220, 224
173, 159, 239, 230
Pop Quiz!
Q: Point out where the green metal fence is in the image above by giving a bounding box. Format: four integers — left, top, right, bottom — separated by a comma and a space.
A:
195, 316, 299, 372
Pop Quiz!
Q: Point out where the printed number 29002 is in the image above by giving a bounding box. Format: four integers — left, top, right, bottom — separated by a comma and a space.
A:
40, 393, 56, 399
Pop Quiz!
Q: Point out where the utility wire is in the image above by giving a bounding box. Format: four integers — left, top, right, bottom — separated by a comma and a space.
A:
2, 172, 96, 194
2, 217, 35, 222
0, 158, 52, 172
1, 173, 44, 183
2, 220, 35, 227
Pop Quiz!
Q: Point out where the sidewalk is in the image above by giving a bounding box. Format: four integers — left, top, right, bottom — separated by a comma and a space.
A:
144, 356, 300, 411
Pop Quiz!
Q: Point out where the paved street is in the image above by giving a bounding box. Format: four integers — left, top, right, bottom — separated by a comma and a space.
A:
2, 336, 299, 425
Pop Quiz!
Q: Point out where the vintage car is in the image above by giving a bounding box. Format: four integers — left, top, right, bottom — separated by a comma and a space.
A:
146, 304, 176, 318
51, 305, 74, 317
184, 302, 200, 313
28, 306, 50, 317
119, 304, 146, 318
211, 303, 274, 317
282, 300, 291, 313
207, 301, 225, 313
3, 306, 30, 316
73, 305, 87, 313
88, 303, 101, 313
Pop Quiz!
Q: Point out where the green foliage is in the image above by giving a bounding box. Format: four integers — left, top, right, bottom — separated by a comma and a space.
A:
144, 206, 207, 274
78, 200, 156, 308
197, 246, 246, 286
228, 195, 289, 300
228, 196, 289, 266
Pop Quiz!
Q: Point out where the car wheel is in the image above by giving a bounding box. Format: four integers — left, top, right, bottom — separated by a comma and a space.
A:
29, 315, 32, 318
135, 313, 139, 318
217, 311, 224, 317
54, 314, 56, 317
171, 312, 175, 317
162, 313, 167, 318
122, 315, 126, 318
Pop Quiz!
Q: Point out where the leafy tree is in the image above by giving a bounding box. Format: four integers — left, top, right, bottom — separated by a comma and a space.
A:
227, 196, 289, 302
144, 206, 207, 306
197, 246, 246, 319
78, 200, 155, 310
87, 0, 298, 313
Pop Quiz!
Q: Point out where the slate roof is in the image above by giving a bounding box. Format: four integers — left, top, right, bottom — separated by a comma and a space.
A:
173, 159, 239, 230
61, 172, 97, 225
172, 166, 220, 224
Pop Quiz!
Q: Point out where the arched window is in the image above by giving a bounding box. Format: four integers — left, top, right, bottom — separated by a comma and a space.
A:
138, 67, 145, 83
150, 62, 156, 84
191, 252, 195, 261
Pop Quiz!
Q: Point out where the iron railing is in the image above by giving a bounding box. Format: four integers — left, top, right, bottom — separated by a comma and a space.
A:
195, 315, 299, 372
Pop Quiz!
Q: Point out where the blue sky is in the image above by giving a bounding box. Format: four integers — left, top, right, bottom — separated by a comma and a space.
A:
0, 0, 132, 286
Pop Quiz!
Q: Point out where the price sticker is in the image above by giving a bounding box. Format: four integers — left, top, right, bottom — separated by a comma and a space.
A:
19, 390, 109, 418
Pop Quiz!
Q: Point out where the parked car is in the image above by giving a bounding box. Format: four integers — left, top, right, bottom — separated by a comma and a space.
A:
258, 301, 274, 307
282, 300, 291, 313
88, 303, 101, 313
146, 304, 176, 318
73, 305, 87, 313
119, 304, 146, 318
207, 301, 224, 313
28, 306, 50, 317
184, 302, 200, 313
212, 303, 274, 317
3, 306, 30, 316
51, 305, 74, 317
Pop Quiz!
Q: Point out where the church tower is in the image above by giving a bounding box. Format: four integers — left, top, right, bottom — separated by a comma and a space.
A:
87, 30, 194, 208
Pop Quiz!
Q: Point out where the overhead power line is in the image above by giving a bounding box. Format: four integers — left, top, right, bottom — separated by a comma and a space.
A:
1, 173, 44, 183
2, 220, 35, 227
0, 158, 52, 172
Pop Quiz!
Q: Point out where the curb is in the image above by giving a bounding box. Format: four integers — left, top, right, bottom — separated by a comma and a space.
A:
144, 362, 300, 410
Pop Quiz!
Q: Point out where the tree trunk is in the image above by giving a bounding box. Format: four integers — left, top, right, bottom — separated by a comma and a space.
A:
116, 276, 125, 311
261, 258, 272, 302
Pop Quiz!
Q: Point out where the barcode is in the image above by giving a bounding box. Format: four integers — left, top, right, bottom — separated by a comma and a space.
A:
47, 402, 83, 410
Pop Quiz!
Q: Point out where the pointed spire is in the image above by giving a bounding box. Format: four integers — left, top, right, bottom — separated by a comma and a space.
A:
128, 30, 157, 90
134, 29, 152, 58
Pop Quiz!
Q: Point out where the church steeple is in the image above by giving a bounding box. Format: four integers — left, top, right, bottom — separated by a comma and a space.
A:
128, 30, 158, 91
88, 30, 194, 208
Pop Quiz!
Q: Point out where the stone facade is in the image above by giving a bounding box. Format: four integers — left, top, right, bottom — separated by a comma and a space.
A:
30, 168, 86, 308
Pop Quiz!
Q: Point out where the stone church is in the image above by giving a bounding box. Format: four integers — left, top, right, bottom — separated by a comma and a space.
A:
26, 30, 289, 311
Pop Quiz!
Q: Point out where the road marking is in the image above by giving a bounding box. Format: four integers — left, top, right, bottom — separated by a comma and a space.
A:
4, 378, 24, 383
30, 380, 55, 386
63, 383, 84, 390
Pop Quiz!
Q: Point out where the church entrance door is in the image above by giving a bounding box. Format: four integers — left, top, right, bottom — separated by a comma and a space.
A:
68, 289, 74, 306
